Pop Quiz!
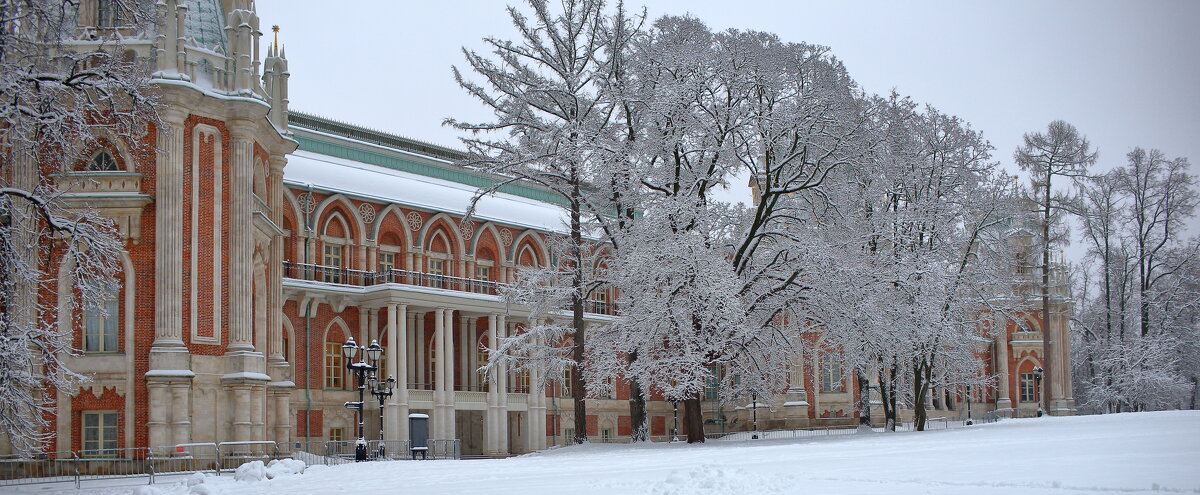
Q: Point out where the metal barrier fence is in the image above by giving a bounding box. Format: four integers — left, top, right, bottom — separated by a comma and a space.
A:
2, 438, 461, 489
578, 414, 1001, 445
321, 439, 461, 461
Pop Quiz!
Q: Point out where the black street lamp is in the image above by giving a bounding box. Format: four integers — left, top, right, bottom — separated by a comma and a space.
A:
671, 401, 679, 442
343, 337, 377, 462
365, 340, 394, 460
1032, 366, 1044, 417
965, 383, 973, 426
751, 391, 759, 440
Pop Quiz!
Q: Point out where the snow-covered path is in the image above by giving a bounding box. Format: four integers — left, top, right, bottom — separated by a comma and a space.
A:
18, 411, 1200, 494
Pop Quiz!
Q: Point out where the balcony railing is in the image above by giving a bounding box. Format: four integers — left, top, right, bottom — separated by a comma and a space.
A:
282, 262, 616, 315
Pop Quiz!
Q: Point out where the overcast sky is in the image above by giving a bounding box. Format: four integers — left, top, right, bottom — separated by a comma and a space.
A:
256, 0, 1199, 234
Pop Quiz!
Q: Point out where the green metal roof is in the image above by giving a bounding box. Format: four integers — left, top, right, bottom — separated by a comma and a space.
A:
288, 113, 567, 207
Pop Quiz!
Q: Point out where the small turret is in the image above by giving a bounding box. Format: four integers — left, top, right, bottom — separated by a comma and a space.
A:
153, 0, 190, 79
223, 0, 260, 94
262, 25, 290, 132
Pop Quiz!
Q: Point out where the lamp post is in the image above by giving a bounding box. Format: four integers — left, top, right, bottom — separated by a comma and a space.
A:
751, 391, 759, 440
342, 337, 377, 462
965, 383, 973, 426
365, 339, 394, 460
671, 401, 679, 442
1032, 366, 1044, 417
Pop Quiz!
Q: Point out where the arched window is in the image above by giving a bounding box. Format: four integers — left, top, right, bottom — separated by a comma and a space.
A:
87, 150, 119, 172
321, 213, 351, 283
819, 353, 844, 392
426, 230, 453, 289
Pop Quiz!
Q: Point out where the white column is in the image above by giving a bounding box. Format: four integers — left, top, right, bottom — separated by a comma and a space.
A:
444, 309, 457, 441
358, 307, 369, 350
153, 109, 186, 349
433, 308, 446, 439
416, 312, 426, 388
995, 320, 1012, 415
227, 123, 256, 352
469, 317, 480, 389
396, 304, 410, 441
171, 383, 191, 447
459, 315, 470, 390
526, 329, 542, 452
497, 314, 509, 454
485, 314, 499, 455
368, 308, 378, 343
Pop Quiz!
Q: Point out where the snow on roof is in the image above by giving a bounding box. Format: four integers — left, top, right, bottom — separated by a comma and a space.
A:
283, 150, 570, 234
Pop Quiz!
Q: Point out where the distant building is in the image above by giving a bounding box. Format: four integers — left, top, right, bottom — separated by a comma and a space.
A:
3, 0, 1072, 459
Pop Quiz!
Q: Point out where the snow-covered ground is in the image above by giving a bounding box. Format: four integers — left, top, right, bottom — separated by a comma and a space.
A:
10, 411, 1198, 495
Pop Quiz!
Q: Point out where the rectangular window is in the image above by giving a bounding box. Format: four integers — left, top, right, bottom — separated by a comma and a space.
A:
820, 354, 844, 392
378, 252, 395, 282
601, 428, 612, 442
97, 0, 122, 28
1020, 373, 1037, 403
325, 342, 344, 389
84, 297, 119, 352
428, 259, 445, 288
704, 365, 720, 401
328, 427, 345, 442
517, 371, 530, 393
323, 245, 343, 283
561, 368, 573, 397
82, 411, 118, 457
593, 290, 609, 314
473, 265, 491, 293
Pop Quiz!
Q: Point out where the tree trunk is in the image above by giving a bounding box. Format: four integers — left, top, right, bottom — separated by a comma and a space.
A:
683, 394, 705, 443
628, 354, 647, 441
879, 365, 897, 432
857, 369, 872, 426
570, 183, 588, 444
1041, 169, 1054, 415
913, 359, 931, 431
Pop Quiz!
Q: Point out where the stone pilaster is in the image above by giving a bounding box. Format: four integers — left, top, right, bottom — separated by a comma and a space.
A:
146, 382, 170, 448
152, 109, 188, 364
267, 156, 288, 379
170, 383, 192, 447
270, 387, 292, 448
994, 319, 1013, 417
783, 350, 809, 428
226, 122, 255, 353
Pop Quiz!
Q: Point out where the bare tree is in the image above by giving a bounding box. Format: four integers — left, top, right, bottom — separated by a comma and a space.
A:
1014, 120, 1097, 414
0, 0, 157, 455
448, 0, 638, 444
1072, 150, 1198, 412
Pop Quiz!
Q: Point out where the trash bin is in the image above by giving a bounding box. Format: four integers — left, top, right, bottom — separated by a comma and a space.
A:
408, 413, 429, 460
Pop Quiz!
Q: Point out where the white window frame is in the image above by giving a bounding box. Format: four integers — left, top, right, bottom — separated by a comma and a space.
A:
83, 296, 119, 353
325, 342, 345, 389
323, 244, 344, 283
820, 353, 844, 393
82, 410, 118, 457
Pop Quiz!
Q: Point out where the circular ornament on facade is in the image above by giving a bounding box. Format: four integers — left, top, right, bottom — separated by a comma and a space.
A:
358, 203, 376, 224
499, 228, 513, 248
297, 192, 316, 213
459, 220, 474, 241
406, 211, 423, 231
